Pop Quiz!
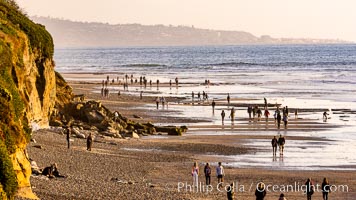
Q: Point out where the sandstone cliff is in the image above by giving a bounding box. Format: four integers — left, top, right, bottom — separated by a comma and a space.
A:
0, 1, 63, 199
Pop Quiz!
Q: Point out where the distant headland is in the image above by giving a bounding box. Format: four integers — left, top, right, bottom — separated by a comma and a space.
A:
31, 16, 350, 48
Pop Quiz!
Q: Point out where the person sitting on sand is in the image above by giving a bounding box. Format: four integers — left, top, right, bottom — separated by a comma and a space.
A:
42, 164, 55, 178
52, 163, 66, 178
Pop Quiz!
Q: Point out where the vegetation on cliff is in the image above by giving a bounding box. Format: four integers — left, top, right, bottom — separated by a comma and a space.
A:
0, 0, 55, 198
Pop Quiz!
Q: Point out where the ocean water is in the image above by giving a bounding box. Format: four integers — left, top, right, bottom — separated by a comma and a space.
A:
55, 44, 356, 104
55, 44, 356, 170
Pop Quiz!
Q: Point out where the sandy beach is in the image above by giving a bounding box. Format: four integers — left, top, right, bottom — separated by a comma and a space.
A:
26, 73, 356, 200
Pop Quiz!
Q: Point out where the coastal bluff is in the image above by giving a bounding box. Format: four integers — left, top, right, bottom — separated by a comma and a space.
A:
0, 1, 68, 199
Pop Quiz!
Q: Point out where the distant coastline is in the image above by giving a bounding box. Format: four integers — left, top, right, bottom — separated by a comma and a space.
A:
31, 16, 351, 48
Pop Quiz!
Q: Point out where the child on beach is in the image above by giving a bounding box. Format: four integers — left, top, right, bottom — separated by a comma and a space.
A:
192, 162, 199, 188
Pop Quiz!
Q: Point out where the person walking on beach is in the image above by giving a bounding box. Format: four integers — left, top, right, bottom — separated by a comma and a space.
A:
175, 77, 179, 86
247, 106, 253, 121
322, 177, 330, 200
271, 136, 278, 155
192, 91, 194, 101
155, 97, 160, 109
278, 135, 285, 155
305, 178, 314, 200
204, 163, 211, 185
255, 182, 267, 200
221, 110, 226, 125
295, 109, 298, 119
87, 132, 93, 151
65, 126, 71, 149
264, 109, 270, 122
229, 107, 235, 122
216, 162, 225, 187
140, 91, 143, 99
227, 93, 230, 105
283, 114, 288, 129
264, 97, 267, 109
277, 113, 282, 129
212, 100, 216, 113
192, 162, 199, 188
256, 107, 262, 121
323, 111, 329, 121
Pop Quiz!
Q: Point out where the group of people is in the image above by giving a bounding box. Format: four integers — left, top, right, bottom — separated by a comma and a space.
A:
271, 135, 286, 155
192, 91, 209, 102
191, 162, 225, 187
155, 96, 167, 109
304, 177, 331, 200
63, 124, 93, 151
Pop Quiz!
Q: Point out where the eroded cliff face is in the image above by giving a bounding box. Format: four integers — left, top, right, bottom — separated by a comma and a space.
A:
0, 1, 58, 199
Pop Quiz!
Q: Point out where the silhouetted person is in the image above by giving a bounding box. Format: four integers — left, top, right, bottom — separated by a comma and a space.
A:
305, 178, 314, 200
212, 100, 216, 113
87, 133, 93, 151
227, 93, 230, 104
271, 136, 278, 155
64, 126, 71, 149
221, 110, 226, 125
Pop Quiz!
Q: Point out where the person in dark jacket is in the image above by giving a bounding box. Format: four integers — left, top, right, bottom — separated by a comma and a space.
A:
322, 177, 330, 200
255, 182, 266, 200
305, 178, 314, 200
204, 163, 211, 185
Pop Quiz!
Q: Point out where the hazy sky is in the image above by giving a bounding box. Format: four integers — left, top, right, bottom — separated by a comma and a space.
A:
17, 0, 356, 42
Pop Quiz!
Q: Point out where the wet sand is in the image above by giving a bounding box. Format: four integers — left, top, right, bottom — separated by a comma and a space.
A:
26, 73, 356, 199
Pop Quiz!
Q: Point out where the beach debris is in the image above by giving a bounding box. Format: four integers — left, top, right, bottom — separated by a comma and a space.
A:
33, 145, 43, 149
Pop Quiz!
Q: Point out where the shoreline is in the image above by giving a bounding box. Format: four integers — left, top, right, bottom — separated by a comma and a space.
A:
25, 73, 356, 199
